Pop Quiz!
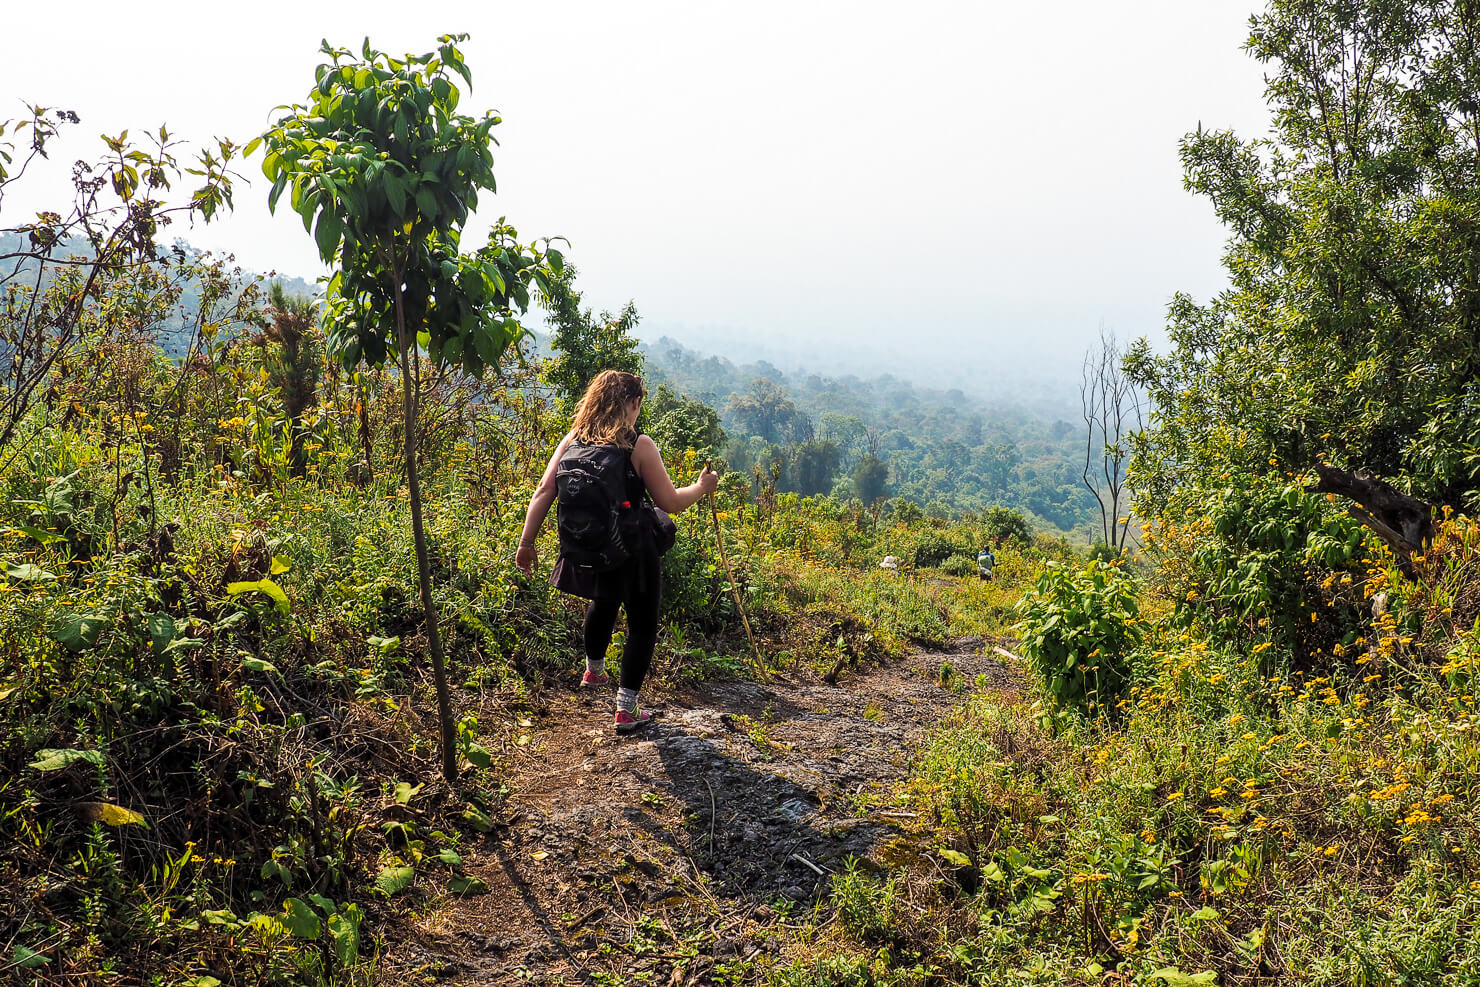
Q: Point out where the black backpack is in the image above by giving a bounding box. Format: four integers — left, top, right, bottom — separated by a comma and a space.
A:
555, 441, 644, 571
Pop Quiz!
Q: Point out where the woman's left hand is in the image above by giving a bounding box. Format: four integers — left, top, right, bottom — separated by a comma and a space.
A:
515, 544, 537, 575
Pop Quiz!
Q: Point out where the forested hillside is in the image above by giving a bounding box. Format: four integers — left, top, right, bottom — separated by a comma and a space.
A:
643, 337, 1097, 535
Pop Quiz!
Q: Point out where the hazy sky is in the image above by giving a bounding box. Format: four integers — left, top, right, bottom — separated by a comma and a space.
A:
1, 1, 1272, 380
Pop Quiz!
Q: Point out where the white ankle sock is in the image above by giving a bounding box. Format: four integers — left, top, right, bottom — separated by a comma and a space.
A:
586, 657, 604, 675
616, 687, 639, 713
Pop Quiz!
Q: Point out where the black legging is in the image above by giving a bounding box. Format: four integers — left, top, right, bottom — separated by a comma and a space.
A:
583, 566, 661, 692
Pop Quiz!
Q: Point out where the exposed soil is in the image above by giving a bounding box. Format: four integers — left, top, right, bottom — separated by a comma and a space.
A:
379, 637, 1019, 986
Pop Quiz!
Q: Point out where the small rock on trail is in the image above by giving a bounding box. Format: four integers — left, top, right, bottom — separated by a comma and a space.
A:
381, 637, 1017, 985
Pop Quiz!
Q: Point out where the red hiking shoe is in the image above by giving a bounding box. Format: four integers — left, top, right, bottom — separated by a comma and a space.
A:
580, 669, 610, 688
613, 708, 654, 734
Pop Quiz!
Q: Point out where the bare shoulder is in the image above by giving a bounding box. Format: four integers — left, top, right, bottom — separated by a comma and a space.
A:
633, 433, 659, 455
631, 434, 664, 475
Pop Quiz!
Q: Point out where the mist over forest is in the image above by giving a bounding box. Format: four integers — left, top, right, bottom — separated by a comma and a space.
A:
638, 319, 1093, 421
638, 335, 1099, 537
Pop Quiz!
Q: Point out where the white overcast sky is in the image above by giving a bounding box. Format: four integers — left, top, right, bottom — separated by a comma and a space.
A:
1, 0, 1272, 384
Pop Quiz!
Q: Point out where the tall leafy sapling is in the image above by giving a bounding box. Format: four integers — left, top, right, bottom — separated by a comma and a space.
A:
252, 36, 563, 781
539, 262, 643, 412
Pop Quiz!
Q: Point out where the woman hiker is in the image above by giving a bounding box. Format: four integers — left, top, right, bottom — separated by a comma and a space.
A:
515, 370, 717, 733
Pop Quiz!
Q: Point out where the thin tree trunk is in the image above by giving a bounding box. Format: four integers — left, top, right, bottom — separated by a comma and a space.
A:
358, 372, 375, 478
392, 278, 458, 783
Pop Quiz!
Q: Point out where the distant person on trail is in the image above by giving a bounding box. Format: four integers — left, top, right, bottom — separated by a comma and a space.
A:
977, 547, 996, 581
516, 370, 717, 734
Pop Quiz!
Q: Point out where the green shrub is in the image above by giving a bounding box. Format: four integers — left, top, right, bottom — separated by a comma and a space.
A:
938, 555, 977, 578
771, 955, 876, 987
659, 513, 730, 631
980, 505, 1031, 547
910, 531, 956, 568
1177, 474, 1379, 667
830, 858, 902, 943
1014, 559, 1143, 715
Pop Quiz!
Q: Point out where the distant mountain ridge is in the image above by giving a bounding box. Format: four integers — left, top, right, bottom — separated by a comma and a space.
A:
1, 232, 319, 358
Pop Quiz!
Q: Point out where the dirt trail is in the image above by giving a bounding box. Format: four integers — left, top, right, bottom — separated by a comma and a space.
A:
381, 637, 1017, 985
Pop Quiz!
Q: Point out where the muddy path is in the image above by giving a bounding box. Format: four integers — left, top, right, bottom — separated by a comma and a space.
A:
380, 637, 1018, 985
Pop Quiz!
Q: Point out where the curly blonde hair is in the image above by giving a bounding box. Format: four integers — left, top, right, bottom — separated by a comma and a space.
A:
570, 370, 646, 448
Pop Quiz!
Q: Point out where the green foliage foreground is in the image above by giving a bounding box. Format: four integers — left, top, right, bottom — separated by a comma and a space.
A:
0, 320, 1039, 982
771, 517, 1480, 987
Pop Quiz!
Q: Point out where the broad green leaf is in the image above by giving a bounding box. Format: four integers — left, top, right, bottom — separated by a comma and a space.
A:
199, 909, 241, 928
1150, 969, 1218, 986
147, 613, 178, 654
7, 562, 56, 583
79, 802, 148, 827
307, 892, 337, 915
393, 781, 422, 804
435, 848, 463, 867
261, 859, 292, 887
240, 657, 280, 676
51, 613, 108, 652
280, 897, 322, 939
214, 611, 248, 632
463, 745, 491, 769
376, 865, 415, 895
448, 874, 488, 896
385, 174, 407, 216
11, 945, 49, 969
367, 635, 400, 655
29, 748, 103, 772
227, 578, 290, 614
314, 210, 342, 262
938, 848, 971, 868
269, 555, 292, 575
18, 525, 65, 545
328, 905, 361, 966
461, 805, 493, 832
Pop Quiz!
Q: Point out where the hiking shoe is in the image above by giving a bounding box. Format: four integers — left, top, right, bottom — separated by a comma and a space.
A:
580, 669, 610, 688
613, 708, 654, 734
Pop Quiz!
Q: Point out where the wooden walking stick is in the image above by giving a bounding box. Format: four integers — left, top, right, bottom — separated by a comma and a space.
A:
705, 464, 767, 679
